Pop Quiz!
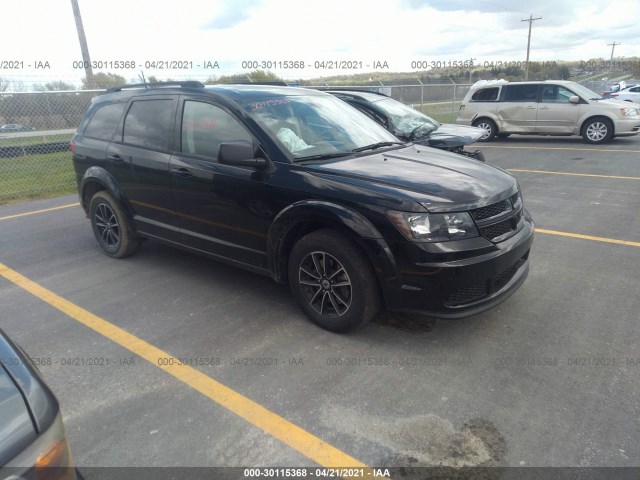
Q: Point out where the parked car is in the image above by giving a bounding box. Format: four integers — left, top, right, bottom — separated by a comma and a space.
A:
325, 90, 486, 161
456, 80, 640, 144
611, 85, 640, 103
0, 328, 75, 479
72, 81, 533, 332
0, 124, 35, 132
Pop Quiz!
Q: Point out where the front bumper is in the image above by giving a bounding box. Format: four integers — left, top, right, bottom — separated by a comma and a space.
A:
384, 210, 534, 318
612, 117, 640, 137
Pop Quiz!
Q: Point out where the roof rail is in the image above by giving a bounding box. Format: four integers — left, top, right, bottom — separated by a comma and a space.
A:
320, 88, 390, 98
231, 81, 289, 86
105, 81, 205, 93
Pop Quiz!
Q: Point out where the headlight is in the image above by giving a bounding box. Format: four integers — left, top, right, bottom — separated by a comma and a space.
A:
620, 107, 639, 117
387, 210, 479, 242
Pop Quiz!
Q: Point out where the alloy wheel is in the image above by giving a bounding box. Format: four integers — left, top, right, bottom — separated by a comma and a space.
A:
585, 122, 608, 142
94, 203, 120, 248
298, 251, 352, 317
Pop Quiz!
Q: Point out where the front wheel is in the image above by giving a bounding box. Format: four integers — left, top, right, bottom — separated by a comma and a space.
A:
288, 229, 380, 332
582, 118, 613, 144
472, 119, 497, 142
89, 191, 140, 258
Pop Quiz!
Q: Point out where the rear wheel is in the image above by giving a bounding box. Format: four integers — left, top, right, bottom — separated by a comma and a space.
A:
288, 229, 380, 332
472, 118, 497, 142
89, 191, 140, 258
582, 118, 613, 144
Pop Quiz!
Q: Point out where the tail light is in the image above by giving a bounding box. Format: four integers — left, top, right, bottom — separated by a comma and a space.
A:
69, 139, 75, 154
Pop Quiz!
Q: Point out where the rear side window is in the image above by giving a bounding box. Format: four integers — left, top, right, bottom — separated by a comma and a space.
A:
503, 85, 538, 102
83, 103, 126, 141
123, 99, 174, 151
471, 88, 499, 101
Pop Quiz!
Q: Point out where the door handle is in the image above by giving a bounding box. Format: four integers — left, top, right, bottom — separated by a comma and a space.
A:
171, 167, 193, 178
539, 106, 550, 109
108, 154, 125, 163
526, 106, 536, 109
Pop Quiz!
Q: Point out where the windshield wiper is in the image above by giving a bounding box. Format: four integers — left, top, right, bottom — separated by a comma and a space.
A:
351, 141, 404, 152
294, 152, 352, 162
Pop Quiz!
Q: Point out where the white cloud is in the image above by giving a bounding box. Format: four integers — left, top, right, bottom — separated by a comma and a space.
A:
3, 0, 639, 87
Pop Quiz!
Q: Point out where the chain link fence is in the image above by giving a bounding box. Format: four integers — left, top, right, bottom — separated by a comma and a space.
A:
2, 78, 628, 204
307, 82, 473, 122
0, 90, 102, 203
0, 83, 473, 204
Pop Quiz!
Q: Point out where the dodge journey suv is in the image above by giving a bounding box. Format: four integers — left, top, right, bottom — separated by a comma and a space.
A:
456, 80, 640, 144
71, 82, 534, 332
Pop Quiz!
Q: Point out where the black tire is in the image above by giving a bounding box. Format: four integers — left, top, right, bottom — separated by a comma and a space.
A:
288, 229, 380, 332
89, 191, 140, 258
472, 118, 497, 142
497, 133, 511, 139
582, 117, 613, 144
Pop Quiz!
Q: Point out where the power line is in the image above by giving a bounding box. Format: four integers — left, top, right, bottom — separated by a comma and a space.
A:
521, 14, 542, 80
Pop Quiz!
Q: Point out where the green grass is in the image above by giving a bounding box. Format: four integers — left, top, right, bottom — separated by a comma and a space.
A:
0, 150, 76, 205
413, 103, 461, 123
0, 133, 72, 148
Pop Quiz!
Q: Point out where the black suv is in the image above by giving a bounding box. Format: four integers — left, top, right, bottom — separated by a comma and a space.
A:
71, 82, 534, 332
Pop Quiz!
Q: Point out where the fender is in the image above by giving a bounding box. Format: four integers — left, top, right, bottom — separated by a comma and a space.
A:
79, 167, 134, 222
578, 113, 617, 136
266, 200, 402, 307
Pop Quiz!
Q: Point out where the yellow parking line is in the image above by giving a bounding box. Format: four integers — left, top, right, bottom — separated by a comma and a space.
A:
477, 145, 640, 153
0, 203, 80, 221
508, 169, 640, 180
0, 262, 374, 475
535, 229, 640, 247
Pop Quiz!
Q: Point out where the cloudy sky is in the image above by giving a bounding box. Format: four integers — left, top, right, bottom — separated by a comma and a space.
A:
4, 0, 639, 86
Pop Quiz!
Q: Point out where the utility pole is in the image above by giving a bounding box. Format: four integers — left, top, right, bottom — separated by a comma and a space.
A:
607, 42, 620, 83
521, 14, 542, 80
70, 0, 95, 89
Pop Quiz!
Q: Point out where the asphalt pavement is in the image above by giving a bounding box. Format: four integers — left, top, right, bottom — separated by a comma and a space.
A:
0, 135, 638, 476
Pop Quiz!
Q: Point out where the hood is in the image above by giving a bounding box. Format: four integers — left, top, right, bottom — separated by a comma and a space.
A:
419, 123, 485, 148
595, 98, 640, 110
306, 145, 517, 211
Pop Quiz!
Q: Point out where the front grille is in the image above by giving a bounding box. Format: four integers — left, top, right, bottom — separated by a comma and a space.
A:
495, 259, 522, 291
444, 252, 529, 307
480, 218, 515, 240
470, 191, 524, 243
444, 282, 488, 306
470, 200, 511, 221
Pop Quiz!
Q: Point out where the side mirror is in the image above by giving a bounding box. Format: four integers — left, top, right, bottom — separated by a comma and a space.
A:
218, 141, 267, 168
569, 95, 580, 104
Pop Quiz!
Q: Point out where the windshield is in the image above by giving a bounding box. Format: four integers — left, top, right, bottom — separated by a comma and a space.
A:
568, 83, 603, 100
241, 94, 400, 161
374, 97, 440, 139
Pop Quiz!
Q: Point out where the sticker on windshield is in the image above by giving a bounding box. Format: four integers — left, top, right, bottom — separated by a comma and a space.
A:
248, 99, 290, 111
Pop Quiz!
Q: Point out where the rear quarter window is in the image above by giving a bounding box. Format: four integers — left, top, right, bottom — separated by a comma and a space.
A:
471, 88, 500, 101
82, 102, 126, 141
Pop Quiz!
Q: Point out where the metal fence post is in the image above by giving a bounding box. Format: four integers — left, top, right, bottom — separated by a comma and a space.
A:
449, 78, 456, 121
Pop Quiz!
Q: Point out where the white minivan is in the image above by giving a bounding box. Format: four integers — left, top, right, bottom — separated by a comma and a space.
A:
456, 80, 640, 144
